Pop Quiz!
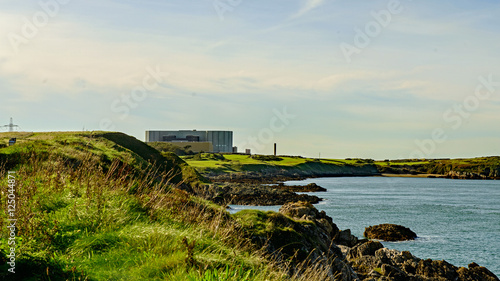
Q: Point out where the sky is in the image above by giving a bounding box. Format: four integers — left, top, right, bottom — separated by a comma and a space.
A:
1, 0, 499, 159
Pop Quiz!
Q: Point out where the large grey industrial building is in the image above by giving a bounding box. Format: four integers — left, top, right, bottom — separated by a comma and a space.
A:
145, 130, 233, 153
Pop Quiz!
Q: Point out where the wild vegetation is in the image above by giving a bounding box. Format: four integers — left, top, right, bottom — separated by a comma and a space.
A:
0, 132, 334, 280
148, 141, 196, 156
375, 157, 500, 178
1, 132, 498, 280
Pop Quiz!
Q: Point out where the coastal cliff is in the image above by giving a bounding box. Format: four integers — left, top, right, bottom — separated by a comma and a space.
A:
377, 157, 500, 180
183, 154, 500, 182
1, 132, 497, 280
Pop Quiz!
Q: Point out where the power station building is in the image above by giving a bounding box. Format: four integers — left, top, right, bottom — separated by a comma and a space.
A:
145, 130, 233, 153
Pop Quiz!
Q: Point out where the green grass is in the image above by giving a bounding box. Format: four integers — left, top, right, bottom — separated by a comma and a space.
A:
0, 131, 206, 186
180, 151, 500, 179
0, 132, 314, 281
181, 153, 370, 175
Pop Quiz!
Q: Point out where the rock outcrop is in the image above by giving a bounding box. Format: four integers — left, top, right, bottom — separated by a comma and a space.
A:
259, 202, 499, 281
236, 201, 357, 279
364, 224, 417, 241
207, 163, 380, 183
272, 182, 327, 192
446, 171, 490, 180
189, 183, 322, 206
344, 244, 500, 281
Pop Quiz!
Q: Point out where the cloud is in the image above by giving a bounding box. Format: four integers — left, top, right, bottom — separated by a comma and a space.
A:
2, 1, 500, 158
291, 0, 325, 19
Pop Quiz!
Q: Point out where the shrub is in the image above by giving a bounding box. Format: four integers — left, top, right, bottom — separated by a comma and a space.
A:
251, 155, 283, 161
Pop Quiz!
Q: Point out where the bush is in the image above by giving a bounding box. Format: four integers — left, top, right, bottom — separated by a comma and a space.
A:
251, 155, 283, 161
148, 142, 195, 156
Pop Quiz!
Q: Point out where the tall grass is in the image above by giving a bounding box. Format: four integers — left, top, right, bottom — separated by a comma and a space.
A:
0, 153, 269, 280
0, 147, 344, 280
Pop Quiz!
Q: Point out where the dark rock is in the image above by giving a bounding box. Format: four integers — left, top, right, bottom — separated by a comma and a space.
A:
193, 183, 322, 206
456, 263, 500, 281
350, 255, 383, 277
260, 205, 499, 281
334, 229, 359, 247
272, 182, 327, 192
206, 164, 380, 184
279, 201, 340, 237
381, 263, 408, 281
375, 248, 405, 265
344, 240, 500, 281
273, 202, 357, 280
347, 241, 384, 260
364, 224, 417, 241
357, 241, 384, 257
415, 259, 459, 280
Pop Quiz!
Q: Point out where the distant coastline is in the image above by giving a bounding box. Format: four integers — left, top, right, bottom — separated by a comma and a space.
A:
181, 153, 500, 183
379, 173, 446, 178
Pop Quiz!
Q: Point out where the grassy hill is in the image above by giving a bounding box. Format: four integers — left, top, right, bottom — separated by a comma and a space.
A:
0, 131, 204, 187
0, 132, 304, 280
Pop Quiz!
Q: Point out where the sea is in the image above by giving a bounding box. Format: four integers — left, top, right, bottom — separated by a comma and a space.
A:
229, 177, 500, 276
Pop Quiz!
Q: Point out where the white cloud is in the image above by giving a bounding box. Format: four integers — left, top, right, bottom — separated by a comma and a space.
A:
1, 1, 500, 158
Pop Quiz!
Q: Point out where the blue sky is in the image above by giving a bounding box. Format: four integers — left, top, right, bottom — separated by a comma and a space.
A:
1, 0, 499, 159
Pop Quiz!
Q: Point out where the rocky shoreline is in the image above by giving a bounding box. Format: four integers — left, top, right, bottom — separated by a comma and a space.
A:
254, 201, 500, 281
205, 163, 380, 184
181, 182, 322, 206
184, 164, 499, 279
378, 164, 500, 180
445, 170, 500, 180
269, 182, 327, 192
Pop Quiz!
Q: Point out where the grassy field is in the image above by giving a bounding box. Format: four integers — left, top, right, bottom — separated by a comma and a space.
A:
0, 132, 333, 280
181, 154, 375, 175
181, 153, 500, 178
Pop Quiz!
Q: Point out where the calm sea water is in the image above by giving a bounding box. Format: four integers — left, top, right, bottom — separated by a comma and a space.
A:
230, 177, 500, 276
